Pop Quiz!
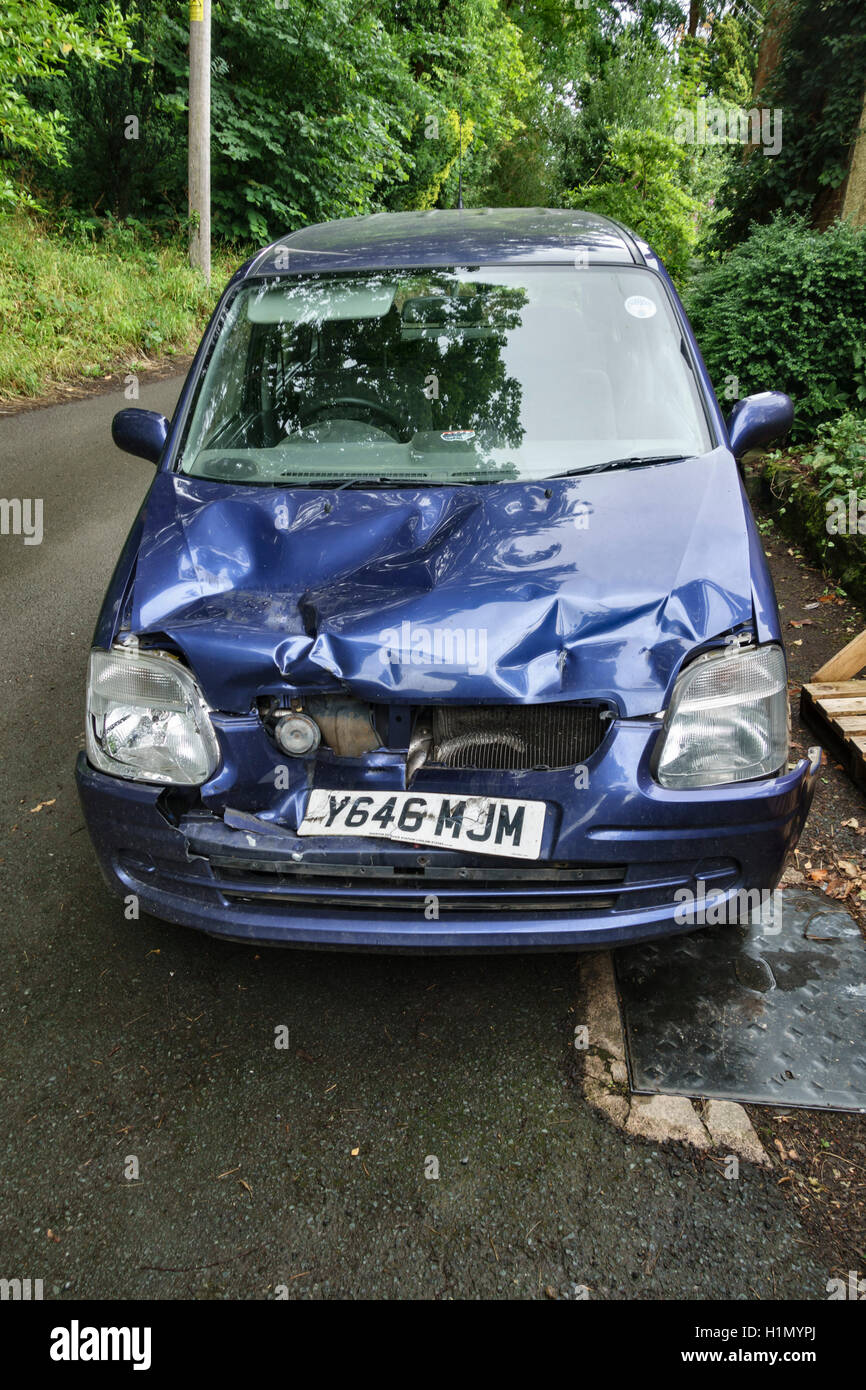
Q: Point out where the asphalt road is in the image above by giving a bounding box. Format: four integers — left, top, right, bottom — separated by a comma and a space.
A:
0, 379, 828, 1299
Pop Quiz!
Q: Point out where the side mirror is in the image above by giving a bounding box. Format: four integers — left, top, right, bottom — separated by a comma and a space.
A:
727, 391, 793, 460
112, 408, 170, 465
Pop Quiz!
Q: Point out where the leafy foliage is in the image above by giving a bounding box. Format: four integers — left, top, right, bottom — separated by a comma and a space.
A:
554, 43, 691, 279
22, 1, 184, 225
565, 126, 702, 283
8, 0, 778, 254
0, 0, 134, 209
686, 215, 866, 435
203, 0, 415, 239
762, 414, 866, 601
715, 0, 866, 247
798, 413, 866, 499
19, 0, 531, 240
387, 0, 530, 212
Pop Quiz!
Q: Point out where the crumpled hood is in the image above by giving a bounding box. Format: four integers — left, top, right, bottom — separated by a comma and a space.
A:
129, 448, 755, 716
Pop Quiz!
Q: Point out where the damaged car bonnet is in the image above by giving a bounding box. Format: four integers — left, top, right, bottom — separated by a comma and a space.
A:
127, 447, 754, 717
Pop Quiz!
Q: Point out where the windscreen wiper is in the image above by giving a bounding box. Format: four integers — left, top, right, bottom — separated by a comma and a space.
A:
550, 453, 690, 479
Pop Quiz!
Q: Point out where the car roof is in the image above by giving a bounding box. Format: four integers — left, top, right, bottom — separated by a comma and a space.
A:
242, 208, 647, 279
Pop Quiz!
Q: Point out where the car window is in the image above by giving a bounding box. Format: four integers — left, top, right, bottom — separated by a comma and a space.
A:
178, 266, 713, 485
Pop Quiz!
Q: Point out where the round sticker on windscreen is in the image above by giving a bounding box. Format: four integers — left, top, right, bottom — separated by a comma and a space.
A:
441, 430, 476, 442
624, 295, 657, 319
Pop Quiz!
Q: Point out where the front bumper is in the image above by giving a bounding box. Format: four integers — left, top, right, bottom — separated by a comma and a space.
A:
74, 721, 820, 950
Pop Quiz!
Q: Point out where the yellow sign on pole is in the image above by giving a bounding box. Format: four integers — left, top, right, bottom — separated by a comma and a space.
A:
190, 0, 204, 20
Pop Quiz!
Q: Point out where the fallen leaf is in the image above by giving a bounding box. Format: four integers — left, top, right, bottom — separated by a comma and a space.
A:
825, 877, 851, 900
779, 867, 805, 886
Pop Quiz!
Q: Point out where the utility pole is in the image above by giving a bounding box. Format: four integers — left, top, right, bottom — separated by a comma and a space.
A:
188, 0, 211, 283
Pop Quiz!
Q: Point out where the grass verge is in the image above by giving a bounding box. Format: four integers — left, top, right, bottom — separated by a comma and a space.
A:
0, 214, 244, 404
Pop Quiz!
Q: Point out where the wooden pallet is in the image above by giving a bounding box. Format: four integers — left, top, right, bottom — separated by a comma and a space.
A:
801, 680, 866, 787
799, 629, 866, 792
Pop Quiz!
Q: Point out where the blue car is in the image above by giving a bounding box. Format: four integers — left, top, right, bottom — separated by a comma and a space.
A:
76, 208, 819, 949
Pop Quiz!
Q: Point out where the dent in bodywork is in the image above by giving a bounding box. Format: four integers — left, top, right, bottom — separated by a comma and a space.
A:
125, 447, 763, 719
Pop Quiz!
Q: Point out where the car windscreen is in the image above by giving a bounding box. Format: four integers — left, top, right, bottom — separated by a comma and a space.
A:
177, 265, 713, 486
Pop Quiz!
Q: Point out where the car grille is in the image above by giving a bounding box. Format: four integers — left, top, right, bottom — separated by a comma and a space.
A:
210, 859, 627, 914
426, 703, 611, 771
120, 839, 741, 921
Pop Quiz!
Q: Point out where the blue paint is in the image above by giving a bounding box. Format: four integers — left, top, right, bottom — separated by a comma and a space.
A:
77, 209, 815, 949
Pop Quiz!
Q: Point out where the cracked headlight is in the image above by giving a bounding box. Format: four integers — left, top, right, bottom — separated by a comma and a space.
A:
86, 647, 220, 785
654, 644, 788, 789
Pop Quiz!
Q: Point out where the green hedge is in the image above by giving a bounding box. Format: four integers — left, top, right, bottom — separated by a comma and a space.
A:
687, 216, 866, 438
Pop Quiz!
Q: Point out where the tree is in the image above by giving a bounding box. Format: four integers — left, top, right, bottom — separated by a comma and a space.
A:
565, 126, 702, 281
713, 0, 866, 246
0, 0, 134, 209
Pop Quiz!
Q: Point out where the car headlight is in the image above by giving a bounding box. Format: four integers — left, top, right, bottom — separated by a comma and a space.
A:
654, 644, 788, 789
86, 646, 220, 785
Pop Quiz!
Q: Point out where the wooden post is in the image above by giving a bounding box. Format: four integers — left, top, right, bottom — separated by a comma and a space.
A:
188, 0, 211, 283
812, 628, 866, 684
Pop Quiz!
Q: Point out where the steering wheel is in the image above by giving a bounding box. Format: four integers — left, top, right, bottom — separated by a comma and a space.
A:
297, 396, 407, 441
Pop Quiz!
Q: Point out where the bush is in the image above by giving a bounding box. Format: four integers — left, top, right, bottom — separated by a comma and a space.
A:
686, 216, 866, 437
760, 415, 866, 605
798, 413, 866, 500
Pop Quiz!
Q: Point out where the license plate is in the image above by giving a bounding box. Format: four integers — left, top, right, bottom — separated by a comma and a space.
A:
298, 790, 547, 860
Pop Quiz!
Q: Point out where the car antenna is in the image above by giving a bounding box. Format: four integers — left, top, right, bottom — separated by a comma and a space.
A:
457, 93, 463, 210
